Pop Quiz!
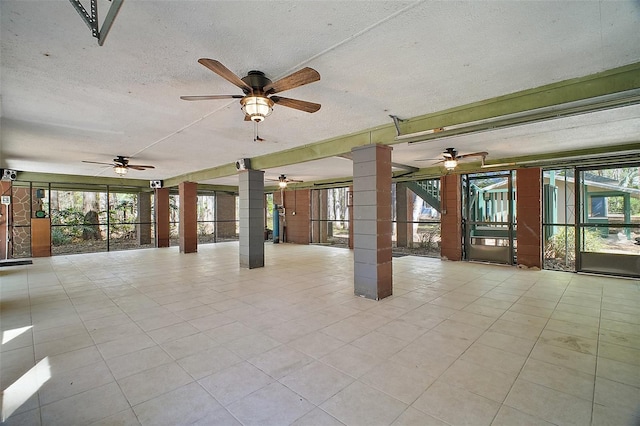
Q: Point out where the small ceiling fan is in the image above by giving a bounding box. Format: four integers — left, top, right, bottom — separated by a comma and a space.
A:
267, 174, 303, 189
181, 59, 321, 122
82, 156, 155, 175
419, 148, 488, 170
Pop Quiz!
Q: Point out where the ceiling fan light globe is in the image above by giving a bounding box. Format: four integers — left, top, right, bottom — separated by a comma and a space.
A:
278, 181, 287, 189
444, 159, 458, 170
114, 166, 128, 175
241, 96, 274, 122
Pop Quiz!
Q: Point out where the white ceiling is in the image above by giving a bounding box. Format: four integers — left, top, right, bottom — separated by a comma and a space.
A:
1, 0, 640, 187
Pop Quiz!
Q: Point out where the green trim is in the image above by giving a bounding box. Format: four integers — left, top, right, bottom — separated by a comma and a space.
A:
163, 163, 238, 188
399, 61, 640, 136
15, 62, 640, 189
480, 142, 640, 167
16, 172, 151, 188
163, 62, 640, 185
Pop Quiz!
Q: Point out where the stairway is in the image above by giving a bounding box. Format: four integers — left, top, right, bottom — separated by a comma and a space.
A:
404, 180, 441, 212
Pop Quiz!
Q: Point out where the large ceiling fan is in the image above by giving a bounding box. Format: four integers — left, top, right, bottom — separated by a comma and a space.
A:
419, 148, 488, 170
267, 174, 303, 189
181, 59, 321, 122
82, 156, 155, 175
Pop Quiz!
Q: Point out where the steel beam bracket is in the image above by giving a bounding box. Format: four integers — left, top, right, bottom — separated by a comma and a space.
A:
68, 0, 124, 46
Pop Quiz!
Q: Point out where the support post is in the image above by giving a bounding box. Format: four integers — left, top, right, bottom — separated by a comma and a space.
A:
155, 188, 170, 247
239, 169, 265, 268
517, 168, 542, 268
179, 182, 198, 253
440, 175, 463, 261
137, 192, 152, 245
352, 144, 393, 300
395, 183, 414, 248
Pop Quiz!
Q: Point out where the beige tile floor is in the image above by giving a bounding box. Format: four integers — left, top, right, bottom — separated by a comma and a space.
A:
1, 242, 639, 425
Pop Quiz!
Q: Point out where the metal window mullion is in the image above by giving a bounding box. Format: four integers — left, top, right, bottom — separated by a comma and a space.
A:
106, 185, 110, 252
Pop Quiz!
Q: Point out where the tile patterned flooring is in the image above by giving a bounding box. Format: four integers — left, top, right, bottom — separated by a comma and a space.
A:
1, 242, 639, 425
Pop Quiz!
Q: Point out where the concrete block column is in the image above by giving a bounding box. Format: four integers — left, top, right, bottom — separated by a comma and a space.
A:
179, 182, 198, 253
239, 169, 264, 268
154, 188, 170, 248
517, 168, 542, 268
352, 144, 393, 300
440, 174, 463, 261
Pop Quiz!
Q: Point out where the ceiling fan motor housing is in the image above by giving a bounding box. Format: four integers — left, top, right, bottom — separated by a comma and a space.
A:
241, 70, 272, 93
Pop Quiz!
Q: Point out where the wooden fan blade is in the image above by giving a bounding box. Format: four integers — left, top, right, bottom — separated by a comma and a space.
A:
82, 160, 114, 166
270, 96, 321, 113
198, 59, 253, 93
127, 165, 155, 171
264, 67, 320, 94
180, 95, 244, 101
457, 151, 488, 159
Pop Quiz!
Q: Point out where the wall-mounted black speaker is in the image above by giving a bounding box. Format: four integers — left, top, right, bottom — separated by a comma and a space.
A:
1, 169, 17, 181
235, 158, 251, 171
150, 180, 163, 189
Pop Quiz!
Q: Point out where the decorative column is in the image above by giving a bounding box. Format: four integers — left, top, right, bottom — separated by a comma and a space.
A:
440, 174, 463, 261
137, 192, 152, 245
155, 188, 170, 248
517, 168, 542, 268
352, 144, 393, 300
179, 182, 198, 253
239, 169, 264, 268
395, 183, 414, 248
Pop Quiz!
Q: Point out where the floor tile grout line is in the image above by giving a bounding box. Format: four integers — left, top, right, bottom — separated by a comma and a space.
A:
487, 274, 569, 425
591, 282, 604, 426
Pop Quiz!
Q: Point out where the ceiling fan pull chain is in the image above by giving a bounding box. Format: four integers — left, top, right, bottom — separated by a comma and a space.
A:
254, 121, 265, 142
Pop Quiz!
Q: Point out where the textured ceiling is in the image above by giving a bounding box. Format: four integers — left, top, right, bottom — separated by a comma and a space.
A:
1, 0, 639, 187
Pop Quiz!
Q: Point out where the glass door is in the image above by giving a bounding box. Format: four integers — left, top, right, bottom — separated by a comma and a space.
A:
577, 164, 640, 277
463, 171, 515, 265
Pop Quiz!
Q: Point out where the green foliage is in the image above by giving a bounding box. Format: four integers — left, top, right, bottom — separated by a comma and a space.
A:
51, 227, 72, 245
417, 224, 441, 251
545, 226, 602, 261
50, 207, 104, 245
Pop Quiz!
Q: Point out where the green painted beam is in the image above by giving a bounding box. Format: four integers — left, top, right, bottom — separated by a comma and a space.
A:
162, 62, 640, 185
164, 163, 238, 187
398, 61, 640, 137
16, 172, 151, 188
479, 142, 640, 168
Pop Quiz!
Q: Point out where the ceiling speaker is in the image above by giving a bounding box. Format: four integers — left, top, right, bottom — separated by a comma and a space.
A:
1, 169, 17, 181
150, 180, 163, 189
235, 158, 251, 171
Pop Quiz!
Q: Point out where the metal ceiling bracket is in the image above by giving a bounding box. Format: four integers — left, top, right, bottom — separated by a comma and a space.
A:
68, 0, 124, 46
389, 115, 406, 137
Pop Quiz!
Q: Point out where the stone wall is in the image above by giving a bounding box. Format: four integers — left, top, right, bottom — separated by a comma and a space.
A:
11, 187, 36, 257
